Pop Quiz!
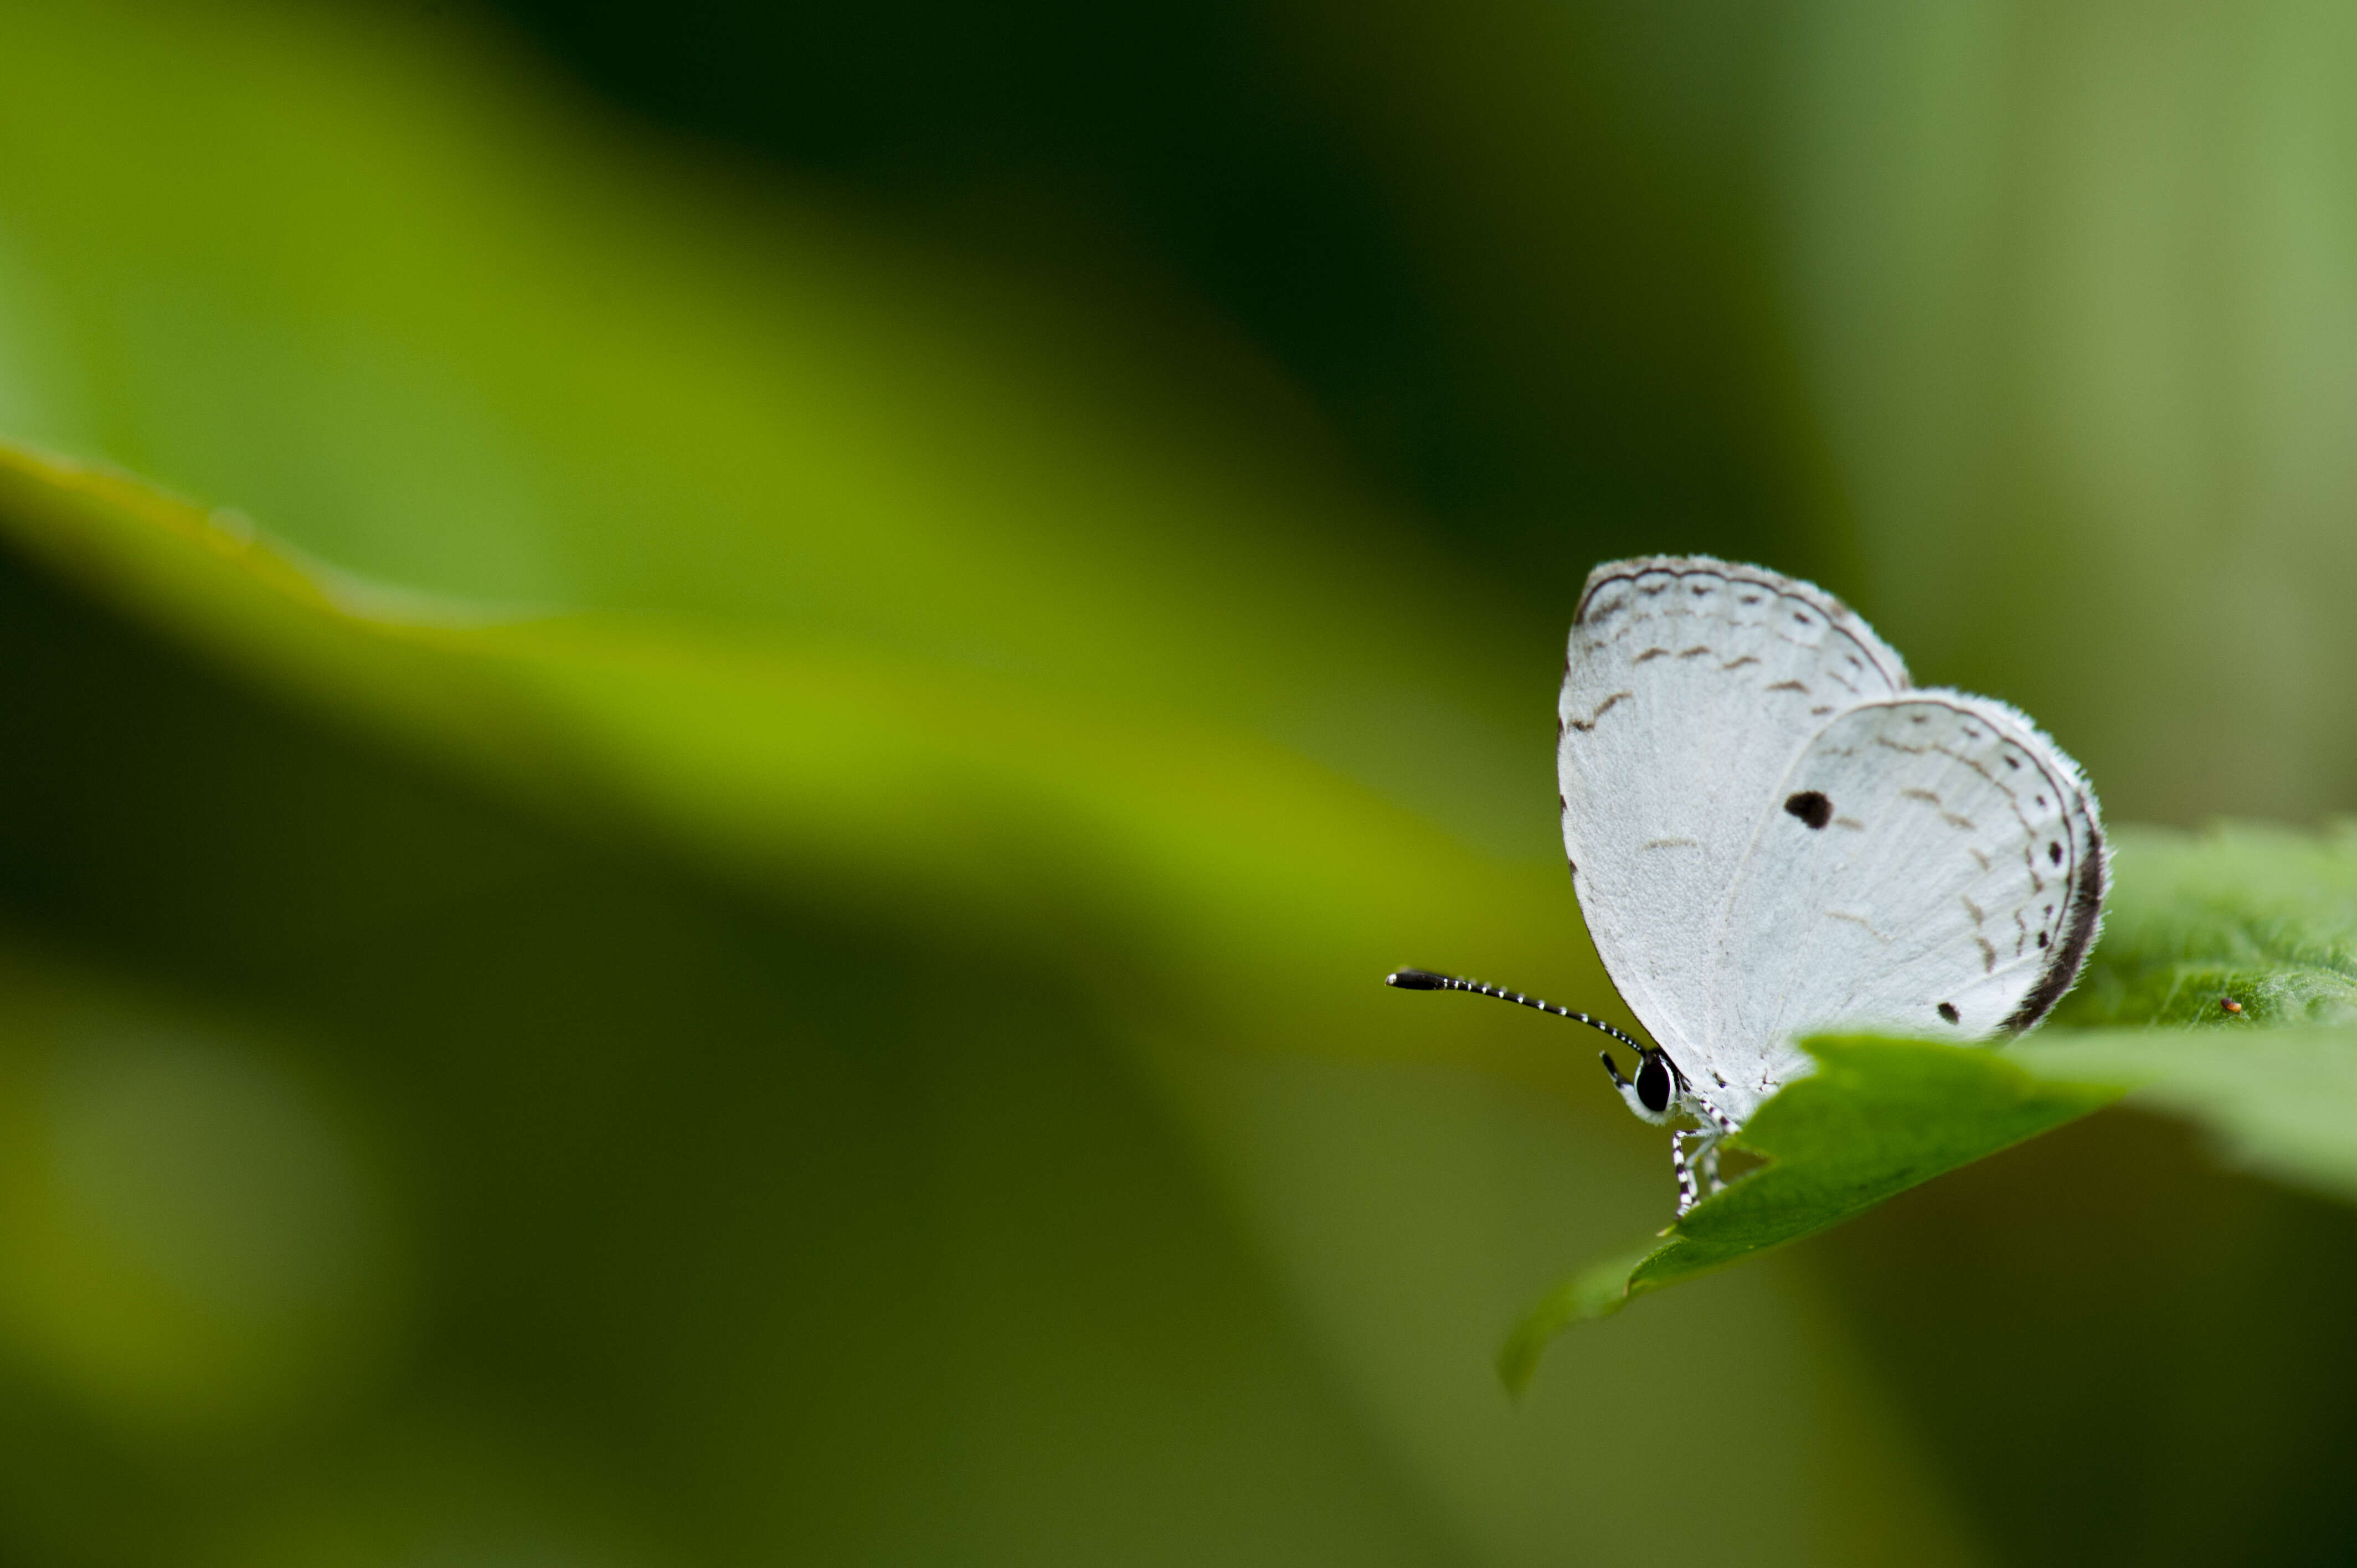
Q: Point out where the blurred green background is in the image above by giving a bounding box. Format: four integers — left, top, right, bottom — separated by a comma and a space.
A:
0, 1, 2354, 1563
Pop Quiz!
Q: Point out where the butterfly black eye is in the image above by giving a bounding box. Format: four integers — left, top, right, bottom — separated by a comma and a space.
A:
1636, 1052, 1672, 1115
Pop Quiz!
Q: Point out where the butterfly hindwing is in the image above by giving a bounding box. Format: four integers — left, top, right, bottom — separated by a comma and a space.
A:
1705, 693, 2107, 1113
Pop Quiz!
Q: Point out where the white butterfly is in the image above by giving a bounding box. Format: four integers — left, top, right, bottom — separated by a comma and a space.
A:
1392, 556, 2106, 1214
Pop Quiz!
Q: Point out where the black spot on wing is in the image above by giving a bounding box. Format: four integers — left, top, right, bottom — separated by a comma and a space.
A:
1784, 791, 1833, 829
1938, 1002, 1960, 1024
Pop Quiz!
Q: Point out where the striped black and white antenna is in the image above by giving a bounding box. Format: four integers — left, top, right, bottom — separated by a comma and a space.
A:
1383, 967, 1648, 1055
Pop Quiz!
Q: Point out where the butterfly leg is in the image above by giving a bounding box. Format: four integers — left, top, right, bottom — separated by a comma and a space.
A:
1669, 1131, 1702, 1215
1670, 1127, 1732, 1215
1685, 1094, 1737, 1197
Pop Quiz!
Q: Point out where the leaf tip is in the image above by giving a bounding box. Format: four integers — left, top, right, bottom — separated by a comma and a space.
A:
1493, 1239, 1663, 1395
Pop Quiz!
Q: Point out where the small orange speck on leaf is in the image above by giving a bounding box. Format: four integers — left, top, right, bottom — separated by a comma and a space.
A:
2221, 997, 2243, 1015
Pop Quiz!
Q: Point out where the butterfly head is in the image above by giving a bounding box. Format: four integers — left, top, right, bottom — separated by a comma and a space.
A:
1600, 1045, 1684, 1126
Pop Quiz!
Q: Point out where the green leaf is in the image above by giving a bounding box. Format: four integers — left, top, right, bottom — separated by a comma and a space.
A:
1495, 1240, 1664, 1391
2054, 822, 2357, 1028
1507, 822, 2357, 1389
1500, 1038, 2120, 1394
2016, 1027, 2357, 1203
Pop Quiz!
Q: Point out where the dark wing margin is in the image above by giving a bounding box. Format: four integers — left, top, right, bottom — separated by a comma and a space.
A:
1574, 554, 1912, 694
2000, 785, 2107, 1034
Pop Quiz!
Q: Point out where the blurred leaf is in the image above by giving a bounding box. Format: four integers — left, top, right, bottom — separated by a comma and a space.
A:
0, 0, 1626, 1086
0, 439, 1589, 1089
1510, 822, 2357, 1389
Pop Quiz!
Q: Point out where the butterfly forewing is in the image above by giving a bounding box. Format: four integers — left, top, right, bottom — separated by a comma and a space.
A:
1706, 693, 2106, 1112
1557, 558, 1908, 1078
